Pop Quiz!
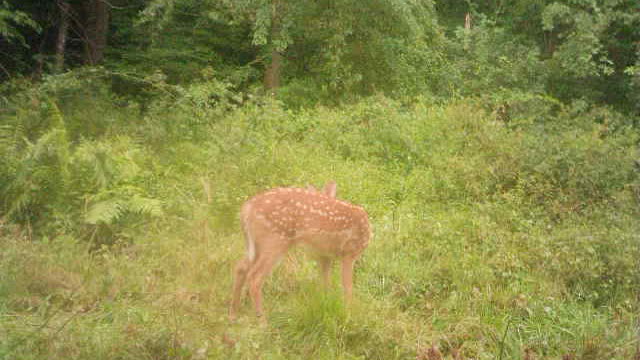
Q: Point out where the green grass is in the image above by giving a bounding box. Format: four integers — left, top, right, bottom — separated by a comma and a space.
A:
1, 94, 639, 359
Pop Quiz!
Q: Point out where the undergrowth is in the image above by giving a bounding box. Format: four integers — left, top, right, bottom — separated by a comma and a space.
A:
1, 75, 639, 359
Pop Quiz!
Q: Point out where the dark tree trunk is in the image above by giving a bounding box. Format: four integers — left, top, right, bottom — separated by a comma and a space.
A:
54, 0, 70, 72
34, 29, 48, 79
83, 0, 110, 65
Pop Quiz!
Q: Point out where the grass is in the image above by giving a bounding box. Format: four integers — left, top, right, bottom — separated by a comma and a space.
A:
1, 95, 639, 359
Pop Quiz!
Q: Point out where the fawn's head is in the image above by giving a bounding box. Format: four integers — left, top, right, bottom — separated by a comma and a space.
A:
306, 181, 337, 198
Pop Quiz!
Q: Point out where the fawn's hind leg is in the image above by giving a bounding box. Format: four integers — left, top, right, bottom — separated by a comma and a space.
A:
246, 240, 289, 318
229, 257, 251, 320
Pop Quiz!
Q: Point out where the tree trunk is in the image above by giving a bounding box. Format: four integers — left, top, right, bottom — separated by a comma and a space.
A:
34, 29, 48, 79
84, 0, 110, 65
263, 0, 283, 95
263, 50, 282, 95
54, 0, 70, 73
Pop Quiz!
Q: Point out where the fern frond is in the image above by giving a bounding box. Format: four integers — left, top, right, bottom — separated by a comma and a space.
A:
29, 129, 60, 161
126, 196, 163, 217
85, 195, 162, 225
0, 124, 16, 149
47, 100, 70, 180
6, 190, 35, 219
47, 100, 65, 130
85, 199, 123, 225
74, 141, 117, 188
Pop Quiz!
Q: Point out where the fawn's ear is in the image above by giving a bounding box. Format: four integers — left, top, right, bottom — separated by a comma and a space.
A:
323, 181, 337, 198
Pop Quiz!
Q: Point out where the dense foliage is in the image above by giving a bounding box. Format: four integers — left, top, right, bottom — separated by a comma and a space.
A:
1, 0, 639, 359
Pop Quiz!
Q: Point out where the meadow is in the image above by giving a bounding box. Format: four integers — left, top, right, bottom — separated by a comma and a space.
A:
1, 76, 639, 359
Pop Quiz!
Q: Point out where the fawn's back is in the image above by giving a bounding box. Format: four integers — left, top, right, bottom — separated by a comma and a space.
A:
241, 187, 370, 258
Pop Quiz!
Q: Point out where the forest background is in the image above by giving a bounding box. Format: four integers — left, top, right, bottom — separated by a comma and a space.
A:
1, 0, 640, 359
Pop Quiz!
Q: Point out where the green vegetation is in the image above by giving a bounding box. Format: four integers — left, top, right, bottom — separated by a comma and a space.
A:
1, 0, 639, 359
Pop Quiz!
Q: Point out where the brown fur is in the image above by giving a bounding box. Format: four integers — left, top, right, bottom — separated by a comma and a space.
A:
229, 181, 371, 319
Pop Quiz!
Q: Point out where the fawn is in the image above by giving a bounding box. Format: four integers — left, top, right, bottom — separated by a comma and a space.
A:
229, 181, 371, 319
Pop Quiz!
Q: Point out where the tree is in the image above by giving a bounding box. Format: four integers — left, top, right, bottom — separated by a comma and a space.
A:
541, 0, 640, 106
436, 0, 640, 109
139, 0, 443, 98
216, 0, 301, 93
287, 0, 443, 97
0, 0, 40, 77
0, 0, 39, 44
82, 0, 110, 65
0, 0, 111, 78
54, 0, 69, 72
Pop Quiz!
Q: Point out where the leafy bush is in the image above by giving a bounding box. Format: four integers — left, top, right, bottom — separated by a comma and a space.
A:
444, 19, 548, 98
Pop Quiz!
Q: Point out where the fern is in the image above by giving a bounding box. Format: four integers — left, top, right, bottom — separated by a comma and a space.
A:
127, 195, 163, 217
0, 124, 19, 151
74, 141, 118, 189
85, 196, 162, 225
84, 199, 123, 225
5, 189, 33, 219
4, 128, 68, 220
2, 100, 76, 230
46, 100, 70, 181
